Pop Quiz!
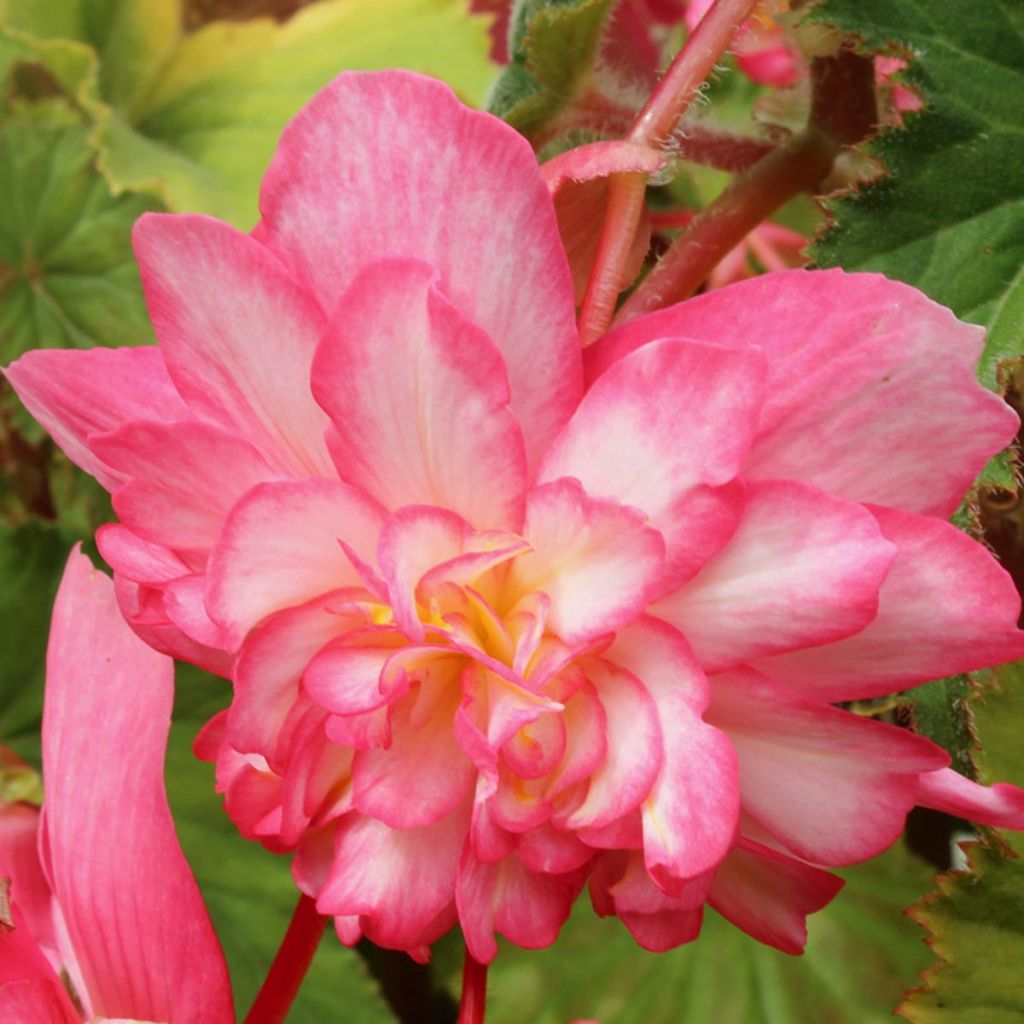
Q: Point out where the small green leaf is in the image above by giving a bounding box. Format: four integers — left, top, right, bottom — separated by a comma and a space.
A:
469, 844, 933, 1024
901, 675, 980, 781
488, 0, 615, 138
0, 520, 69, 756
168, 666, 395, 1023
809, 0, 1024, 390
898, 845, 1024, 1023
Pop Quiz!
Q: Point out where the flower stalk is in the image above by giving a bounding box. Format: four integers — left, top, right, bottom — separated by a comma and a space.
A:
616, 44, 878, 322
244, 895, 327, 1024
577, 0, 759, 344
457, 949, 489, 1024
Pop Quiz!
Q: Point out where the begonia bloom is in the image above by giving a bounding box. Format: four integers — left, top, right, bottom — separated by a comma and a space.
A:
0, 551, 234, 1023
7, 70, 1024, 963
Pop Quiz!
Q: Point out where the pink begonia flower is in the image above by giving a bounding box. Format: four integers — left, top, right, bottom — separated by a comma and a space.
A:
0, 551, 234, 1023
7, 70, 1024, 963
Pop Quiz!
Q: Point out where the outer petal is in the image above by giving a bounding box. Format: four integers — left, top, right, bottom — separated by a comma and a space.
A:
654, 480, 895, 672
456, 849, 582, 963
312, 259, 527, 530
206, 479, 385, 644
93, 420, 277, 554
4, 347, 188, 491
916, 768, 1024, 829
0, 980, 78, 1024
257, 70, 581, 473
757, 505, 1024, 699
508, 479, 665, 644
41, 550, 233, 1023
607, 618, 738, 891
133, 213, 334, 478
541, 338, 763, 515
709, 840, 844, 955
317, 809, 466, 951
590, 269, 1016, 516
706, 668, 947, 864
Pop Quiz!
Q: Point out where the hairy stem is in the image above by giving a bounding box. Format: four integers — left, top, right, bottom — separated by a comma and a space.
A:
577, 0, 759, 344
615, 45, 878, 322
457, 950, 488, 1024
244, 895, 327, 1024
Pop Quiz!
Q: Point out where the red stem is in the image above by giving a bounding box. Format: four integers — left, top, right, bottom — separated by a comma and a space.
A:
244, 895, 327, 1024
457, 950, 489, 1024
615, 46, 878, 322
576, 0, 759, 344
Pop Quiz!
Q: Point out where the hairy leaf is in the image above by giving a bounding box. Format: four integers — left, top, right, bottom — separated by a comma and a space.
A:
467, 845, 934, 1024
810, 0, 1024, 395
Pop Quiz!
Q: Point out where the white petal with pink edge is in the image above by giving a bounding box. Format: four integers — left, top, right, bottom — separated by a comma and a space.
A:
707, 668, 947, 864
508, 479, 665, 644
312, 259, 527, 530
206, 478, 385, 645
133, 213, 333, 478
654, 478, 896, 672
588, 269, 1015, 517
607, 617, 738, 891
756, 504, 1024, 699
257, 70, 581, 475
3, 347, 189, 491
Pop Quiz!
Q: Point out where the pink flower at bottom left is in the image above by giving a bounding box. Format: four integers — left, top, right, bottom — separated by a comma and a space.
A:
0, 550, 234, 1024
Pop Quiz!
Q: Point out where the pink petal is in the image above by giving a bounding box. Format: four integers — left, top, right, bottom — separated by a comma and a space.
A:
94, 420, 276, 554
563, 657, 662, 831
707, 668, 947, 864
41, 550, 233, 1022
353, 688, 476, 828
709, 840, 844, 954
0, 804, 56, 967
508, 479, 665, 644
456, 849, 582, 962
256, 70, 581, 474
229, 591, 362, 759
133, 213, 334, 478
312, 259, 527, 529
757, 505, 1024, 699
541, 338, 763, 519
608, 618, 738, 891
317, 809, 467, 951
0, 980, 79, 1024
590, 852, 705, 952
96, 524, 188, 584
654, 479, 896, 672
916, 767, 1024, 828
4, 347, 188, 491
206, 479, 385, 644
541, 338, 764, 589
590, 269, 1016, 516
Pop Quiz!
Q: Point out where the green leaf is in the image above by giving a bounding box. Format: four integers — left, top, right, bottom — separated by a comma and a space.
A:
901, 674, 980, 780
3, 0, 496, 228
168, 665, 395, 1023
488, 0, 615, 138
466, 844, 934, 1024
0, 100, 158, 360
0, 520, 70, 757
897, 845, 1024, 1023
809, 0, 1024, 391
